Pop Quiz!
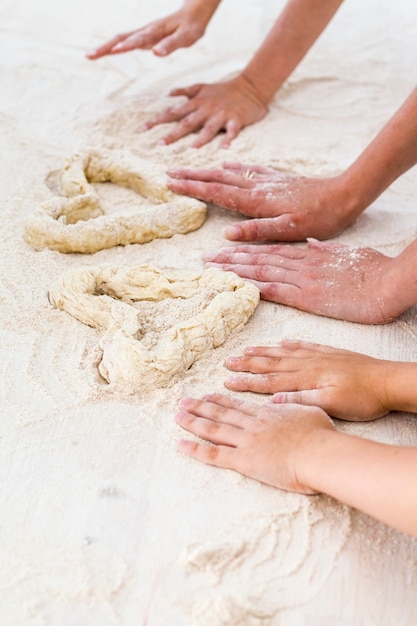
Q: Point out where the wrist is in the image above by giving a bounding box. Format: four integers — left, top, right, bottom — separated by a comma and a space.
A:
183, 0, 222, 27
377, 240, 417, 321
229, 72, 271, 110
334, 166, 377, 223
239, 67, 281, 107
295, 427, 340, 494
382, 361, 417, 414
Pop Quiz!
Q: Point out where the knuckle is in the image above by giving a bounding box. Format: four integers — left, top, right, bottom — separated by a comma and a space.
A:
205, 445, 220, 462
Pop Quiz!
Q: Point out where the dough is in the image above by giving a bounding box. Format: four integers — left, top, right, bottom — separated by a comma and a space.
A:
48, 265, 260, 390
23, 149, 207, 253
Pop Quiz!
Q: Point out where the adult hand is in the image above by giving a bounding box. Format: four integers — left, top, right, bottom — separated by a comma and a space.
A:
225, 339, 391, 420
203, 238, 401, 324
176, 393, 335, 493
168, 162, 360, 240
141, 76, 268, 148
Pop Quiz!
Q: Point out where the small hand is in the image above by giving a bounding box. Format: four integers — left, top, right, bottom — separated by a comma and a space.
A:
225, 339, 391, 420
176, 393, 335, 493
168, 162, 357, 240
141, 76, 268, 148
86, 9, 207, 59
203, 238, 401, 324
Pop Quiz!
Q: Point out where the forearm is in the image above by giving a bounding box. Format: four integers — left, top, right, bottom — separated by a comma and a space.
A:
241, 0, 344, 104
341, 86, 417, 216
301, 430, 417, 537
183, 0, 222, 26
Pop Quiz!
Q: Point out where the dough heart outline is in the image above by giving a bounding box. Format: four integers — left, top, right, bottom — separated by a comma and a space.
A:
23, 149, 207, 253
48, 265, 260, 390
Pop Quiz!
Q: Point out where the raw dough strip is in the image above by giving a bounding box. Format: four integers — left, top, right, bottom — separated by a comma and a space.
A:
48, 265, 260, 390
23, 149, 207, 253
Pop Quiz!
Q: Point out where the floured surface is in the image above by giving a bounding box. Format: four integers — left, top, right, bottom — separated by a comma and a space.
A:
1, 0, 417, 624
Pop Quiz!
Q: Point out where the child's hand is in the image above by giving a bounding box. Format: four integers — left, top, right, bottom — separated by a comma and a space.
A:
141, 76, 268, 148
176, 393, 335, 493
225, 340, 392, 420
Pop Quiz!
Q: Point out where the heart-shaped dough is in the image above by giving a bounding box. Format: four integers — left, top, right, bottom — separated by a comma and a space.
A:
48, 265, 260, 390
23, 149, 207, 253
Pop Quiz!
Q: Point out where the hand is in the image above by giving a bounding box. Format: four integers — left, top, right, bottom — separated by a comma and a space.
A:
141, 76, 268, 148
176, 393, 335, 493
168, 162, 360, 240
203, 238, 402, 324
225, 339, 392, 421
86, 9, 209, 60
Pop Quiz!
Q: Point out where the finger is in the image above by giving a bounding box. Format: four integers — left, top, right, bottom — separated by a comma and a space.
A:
204, 261, 301, 286
243, 340, 336, 358
167, 179, 251, 209
153, 32, 186, 56
169, 84, 204, 98
192, 116, 227, 148
176, 410, 243, 446
241, 344, 309, 358
272, 389, 327, 409
306, 237, 349, 252
177, 439, 239, 471
225, 354, 301, 374
225, 373, 286, 394
279, 338, 343, 355
219, 119, 241, 149
222, 162, 279, 176
140, 100, 197, 131
178, 394, 254, 425
206, 243, 307, 257
254, 280, 305, 308
224, 216, 307, 243
203, 248, 306, 267
111, 31, 159, 54
161, 110, 211, 145
86, 32, 135, 59
168, 167, 253, 188
170, 169, 253, 187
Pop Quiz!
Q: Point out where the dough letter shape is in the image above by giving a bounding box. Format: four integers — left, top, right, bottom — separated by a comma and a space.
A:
23, 149, 207, 253
48, 265, 260, 390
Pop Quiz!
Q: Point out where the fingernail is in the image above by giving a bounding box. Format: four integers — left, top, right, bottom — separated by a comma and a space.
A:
157, 139, 166, 146
86, 49, 97, 57
224, 225, 241, 240
244, 346, 255, 354
179, 397, 191, 408
154, 45, 167, 56
202, 251, 216, 261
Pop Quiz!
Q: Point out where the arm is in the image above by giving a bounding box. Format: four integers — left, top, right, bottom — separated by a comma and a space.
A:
140, 0, 345, 147
239, 0, 345, 106
338, 85, 417, 217
87, 0, 222, 59
301, 429, 417, 538
176, 394, 417, 538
